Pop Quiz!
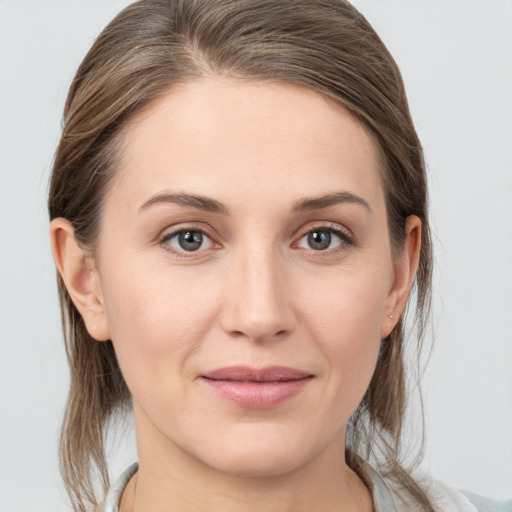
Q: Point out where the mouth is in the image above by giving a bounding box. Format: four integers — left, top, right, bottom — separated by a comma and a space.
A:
200, 366, 314, 408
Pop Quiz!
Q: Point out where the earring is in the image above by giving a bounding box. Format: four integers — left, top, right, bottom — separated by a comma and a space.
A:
387, 314, 393, 327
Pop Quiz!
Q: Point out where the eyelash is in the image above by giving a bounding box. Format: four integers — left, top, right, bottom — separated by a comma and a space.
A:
158, 226, 220, 258
158, 223, 354, 258
295, 223, 354, 253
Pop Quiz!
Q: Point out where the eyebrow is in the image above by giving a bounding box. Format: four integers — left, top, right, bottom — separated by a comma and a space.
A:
138, 190, 370, 215
292, 192, 371, 213
138, 192, 230, 215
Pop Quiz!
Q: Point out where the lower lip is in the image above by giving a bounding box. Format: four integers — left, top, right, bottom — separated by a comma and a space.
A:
201, 377, 313, 408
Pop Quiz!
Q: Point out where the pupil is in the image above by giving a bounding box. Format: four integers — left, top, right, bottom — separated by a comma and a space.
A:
308, 231, 331, 250
179, 231, 202, 251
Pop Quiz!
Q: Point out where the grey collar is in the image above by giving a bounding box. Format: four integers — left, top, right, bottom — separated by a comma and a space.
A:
99, 461, 398, 512
362, 463, 399, 512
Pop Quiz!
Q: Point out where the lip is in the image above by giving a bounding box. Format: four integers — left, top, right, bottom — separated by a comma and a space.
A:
200, 366, 314, 408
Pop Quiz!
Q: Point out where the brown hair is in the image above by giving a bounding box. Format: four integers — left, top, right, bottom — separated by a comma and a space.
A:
48, 0, 433, 510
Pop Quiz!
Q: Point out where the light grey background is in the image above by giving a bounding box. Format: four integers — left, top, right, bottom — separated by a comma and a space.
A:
1, 1, 511, 510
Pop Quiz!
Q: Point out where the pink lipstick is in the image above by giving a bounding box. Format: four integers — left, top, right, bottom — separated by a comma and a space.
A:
200, 366, 313, 408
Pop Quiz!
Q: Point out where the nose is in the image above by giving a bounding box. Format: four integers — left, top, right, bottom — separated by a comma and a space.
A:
220, 245, 297, 343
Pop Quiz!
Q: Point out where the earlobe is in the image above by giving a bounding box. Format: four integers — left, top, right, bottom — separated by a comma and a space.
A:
49, 218, 111, 341
380, 215, 422, 338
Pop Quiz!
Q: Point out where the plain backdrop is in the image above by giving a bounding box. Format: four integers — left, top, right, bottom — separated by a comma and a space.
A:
0, 1, 511, 510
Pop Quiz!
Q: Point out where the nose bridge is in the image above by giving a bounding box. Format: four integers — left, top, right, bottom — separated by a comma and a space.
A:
221, 238, 295, 341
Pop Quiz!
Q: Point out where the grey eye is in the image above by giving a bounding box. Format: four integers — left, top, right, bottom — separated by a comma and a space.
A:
178, 231, 203, 251
307, 230, 332, 250
297, 229, 344, 251
166, 230, 214, 252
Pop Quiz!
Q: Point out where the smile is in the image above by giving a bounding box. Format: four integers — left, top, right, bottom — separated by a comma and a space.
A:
200, 366, 314, 408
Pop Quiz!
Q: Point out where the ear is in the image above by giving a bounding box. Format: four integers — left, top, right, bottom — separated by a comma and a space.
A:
49, 218, 111, 341
380, 215, 422, 338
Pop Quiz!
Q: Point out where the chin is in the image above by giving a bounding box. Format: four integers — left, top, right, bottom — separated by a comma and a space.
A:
189, 427, 328, 478
206, 449, 308, 478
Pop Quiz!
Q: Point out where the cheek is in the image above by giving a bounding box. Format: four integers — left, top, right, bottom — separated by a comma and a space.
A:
300, 269, 388, 402
302, 267, 389, 343
99, 258, 221, 393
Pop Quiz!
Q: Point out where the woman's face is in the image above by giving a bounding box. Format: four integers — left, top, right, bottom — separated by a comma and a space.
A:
89, 79, 416, 476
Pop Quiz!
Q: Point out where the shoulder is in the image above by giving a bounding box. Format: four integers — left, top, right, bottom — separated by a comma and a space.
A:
427, 477, 512, 512
396, 474, 512, 512
461, 490, 512, 512
366, 464, 511, 512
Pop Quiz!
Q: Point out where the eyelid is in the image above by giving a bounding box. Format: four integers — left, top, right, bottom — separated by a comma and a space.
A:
157, 223, 222, 257
294, 221, 353, 241
293, 221, 354, 251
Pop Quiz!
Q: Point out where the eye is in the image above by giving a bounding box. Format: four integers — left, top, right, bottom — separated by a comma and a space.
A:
296, 227, 350, 251
163, 229, 215, 253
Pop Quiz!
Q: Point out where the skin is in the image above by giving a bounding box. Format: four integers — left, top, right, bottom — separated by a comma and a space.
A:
50, 78, 421, 512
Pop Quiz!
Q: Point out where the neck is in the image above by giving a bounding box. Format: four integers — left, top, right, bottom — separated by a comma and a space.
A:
121, 419, 373, 512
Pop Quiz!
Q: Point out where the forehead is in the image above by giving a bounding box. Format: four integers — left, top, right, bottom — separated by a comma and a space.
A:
110, 78, 384, 213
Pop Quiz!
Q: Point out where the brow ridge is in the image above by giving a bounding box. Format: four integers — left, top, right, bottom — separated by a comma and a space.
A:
139, 192, 229, 215
292, 192, 371, 212
139, 190, 370, 215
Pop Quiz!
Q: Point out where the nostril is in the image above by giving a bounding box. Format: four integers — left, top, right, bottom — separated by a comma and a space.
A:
219, 278, 297, 341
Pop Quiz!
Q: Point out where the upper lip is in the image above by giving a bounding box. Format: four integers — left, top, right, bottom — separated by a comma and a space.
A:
202, 366, 313, 382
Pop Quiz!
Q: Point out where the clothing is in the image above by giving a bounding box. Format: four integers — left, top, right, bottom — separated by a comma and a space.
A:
98, 462, 512, 512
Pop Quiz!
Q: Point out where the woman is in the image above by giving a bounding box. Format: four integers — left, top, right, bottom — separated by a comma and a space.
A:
47, 1, 511, 511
